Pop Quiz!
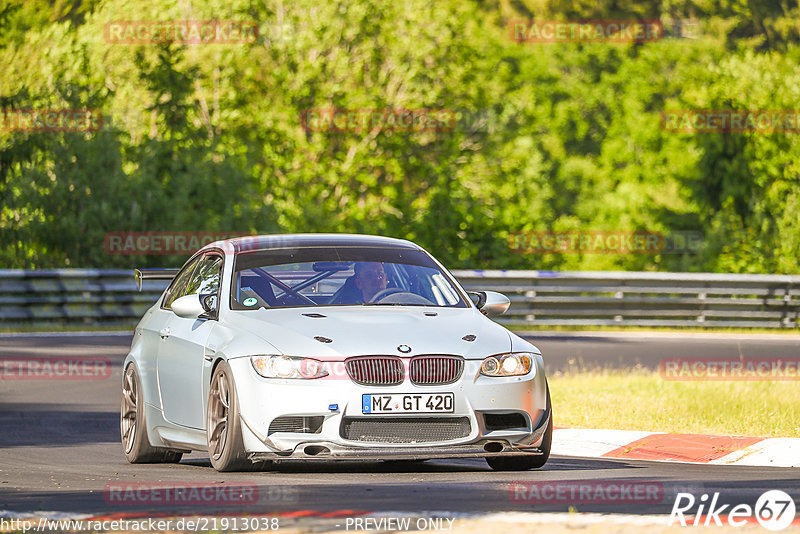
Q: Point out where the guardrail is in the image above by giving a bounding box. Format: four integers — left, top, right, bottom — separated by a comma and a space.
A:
0, 270, 167, 326
1, 269, 799, 329
453, 270, 800, 329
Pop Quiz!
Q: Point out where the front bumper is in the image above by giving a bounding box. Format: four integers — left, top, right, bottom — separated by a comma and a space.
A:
228, 355, 549, 460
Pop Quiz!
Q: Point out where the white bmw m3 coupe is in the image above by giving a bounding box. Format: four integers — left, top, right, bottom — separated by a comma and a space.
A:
121, 234, 552, 471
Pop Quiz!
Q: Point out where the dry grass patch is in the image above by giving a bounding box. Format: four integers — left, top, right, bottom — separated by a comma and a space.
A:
549, 368, 800, 437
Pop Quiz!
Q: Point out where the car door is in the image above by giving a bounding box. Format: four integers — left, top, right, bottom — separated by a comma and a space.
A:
138, 256, 201, 393
157, 252, 223, 429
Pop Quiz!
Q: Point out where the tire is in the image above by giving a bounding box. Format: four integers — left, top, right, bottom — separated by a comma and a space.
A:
121, 364, 183, 464
207, 361, 250, 471
486, 384, 552, 471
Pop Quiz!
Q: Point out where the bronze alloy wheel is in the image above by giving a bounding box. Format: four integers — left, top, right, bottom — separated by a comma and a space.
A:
207, 367, 230, 461
207, 361, 250, 471
120, 364, 183, 464
121, 366, 138, 454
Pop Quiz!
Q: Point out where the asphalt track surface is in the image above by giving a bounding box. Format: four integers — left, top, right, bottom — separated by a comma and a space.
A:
0, 332, 798, 519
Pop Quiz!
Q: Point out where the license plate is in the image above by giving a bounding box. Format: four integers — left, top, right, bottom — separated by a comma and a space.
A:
362, 393, 454, 414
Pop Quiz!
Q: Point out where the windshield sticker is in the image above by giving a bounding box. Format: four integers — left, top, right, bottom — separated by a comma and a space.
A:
243, 297, 258, 307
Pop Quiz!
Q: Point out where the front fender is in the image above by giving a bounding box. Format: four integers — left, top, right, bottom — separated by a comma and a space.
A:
199, 323, 281, 429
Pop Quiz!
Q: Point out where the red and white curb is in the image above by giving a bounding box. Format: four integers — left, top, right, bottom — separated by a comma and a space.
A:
553, 428, 800, 467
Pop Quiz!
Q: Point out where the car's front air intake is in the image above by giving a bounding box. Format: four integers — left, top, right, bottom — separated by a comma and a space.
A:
341, 417, 472, 443
482, 412, 528, 431
345, 356, 404, 386
268, 416, 324, 435
409, 355, 464, 385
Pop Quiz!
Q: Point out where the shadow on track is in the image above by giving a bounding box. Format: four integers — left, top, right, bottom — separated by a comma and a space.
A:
177, 456, 637, 473
0, 404, 118, 447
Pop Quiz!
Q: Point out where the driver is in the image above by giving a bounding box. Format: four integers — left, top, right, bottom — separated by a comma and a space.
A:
328, 262, 389, 304
354, 262, 388, 302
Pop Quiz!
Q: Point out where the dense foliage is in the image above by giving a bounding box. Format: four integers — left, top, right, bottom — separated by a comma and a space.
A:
1, 0, 799, 272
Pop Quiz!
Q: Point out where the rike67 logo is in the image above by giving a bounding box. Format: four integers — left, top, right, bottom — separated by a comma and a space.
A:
670, 490, 796, 531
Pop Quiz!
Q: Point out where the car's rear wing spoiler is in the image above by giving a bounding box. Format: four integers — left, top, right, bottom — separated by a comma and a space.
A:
134, 268, 179, 291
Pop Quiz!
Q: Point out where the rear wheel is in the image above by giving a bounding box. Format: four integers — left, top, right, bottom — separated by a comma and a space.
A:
121, 364, 183, 463
486, 384, 552, 471
207, 361, 250, 471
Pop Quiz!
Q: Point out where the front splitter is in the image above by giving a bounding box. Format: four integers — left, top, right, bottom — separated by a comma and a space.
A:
248, 440, 543, 462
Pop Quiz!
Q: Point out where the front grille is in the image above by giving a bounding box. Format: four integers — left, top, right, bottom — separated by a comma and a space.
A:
409, 355, 465, 385
346, 356, 404, 386
268, 416, 324, 435
341, 417, 471, 443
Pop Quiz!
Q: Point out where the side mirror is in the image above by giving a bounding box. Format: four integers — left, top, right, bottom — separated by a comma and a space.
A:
201, 294, 218, 314
171, 294, 206, 319
469, 290, 510, 316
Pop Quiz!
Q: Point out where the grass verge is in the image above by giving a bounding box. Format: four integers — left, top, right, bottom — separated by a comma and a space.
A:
549, 368, 800, 437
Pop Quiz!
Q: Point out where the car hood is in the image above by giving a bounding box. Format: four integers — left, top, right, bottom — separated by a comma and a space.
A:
222, 306, 516, 359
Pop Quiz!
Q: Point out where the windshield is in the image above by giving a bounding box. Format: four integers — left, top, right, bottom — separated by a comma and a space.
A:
230, 246, 468, 309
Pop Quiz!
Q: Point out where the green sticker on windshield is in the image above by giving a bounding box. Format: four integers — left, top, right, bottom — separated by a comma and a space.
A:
243, 297, 257, 307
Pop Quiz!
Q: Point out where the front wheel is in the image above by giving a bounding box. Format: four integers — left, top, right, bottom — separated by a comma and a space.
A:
120, 364, 183, 463
207, 361, 250, 471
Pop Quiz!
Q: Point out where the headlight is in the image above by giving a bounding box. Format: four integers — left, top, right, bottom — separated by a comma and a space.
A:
480, 352, 535, 377
250, 355, 329, 379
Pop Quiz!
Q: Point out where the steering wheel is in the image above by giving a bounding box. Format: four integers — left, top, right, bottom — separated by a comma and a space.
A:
369, 287, 405, 303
